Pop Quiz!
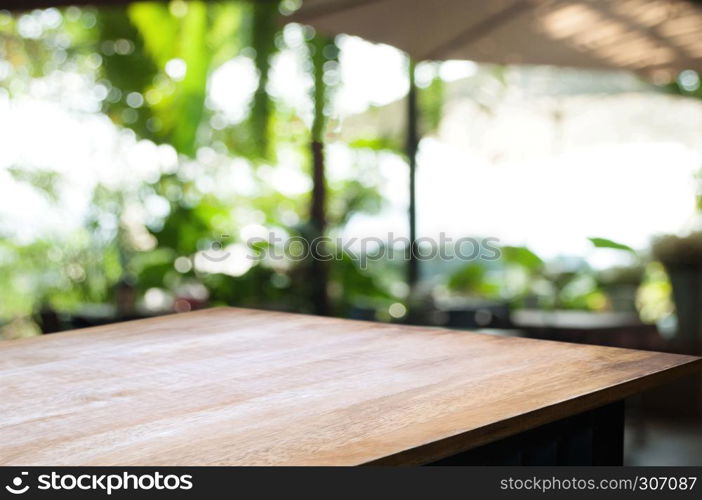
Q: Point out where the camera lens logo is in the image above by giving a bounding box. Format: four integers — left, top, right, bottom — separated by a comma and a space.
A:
5, 472, 29, 495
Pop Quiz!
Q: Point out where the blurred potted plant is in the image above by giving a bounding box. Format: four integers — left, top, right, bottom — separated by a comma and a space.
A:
588, 237, 643, 313
652, 232, 702, 349
595, 266, 643, 312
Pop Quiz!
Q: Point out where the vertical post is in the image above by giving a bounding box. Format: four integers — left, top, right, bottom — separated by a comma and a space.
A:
406, 59, 419, 292
310, 142, 326, 239
310, 139, 329, 316
307, 35, 334, 316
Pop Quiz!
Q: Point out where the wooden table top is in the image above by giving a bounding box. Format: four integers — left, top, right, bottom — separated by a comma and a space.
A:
2, 307, 700, 466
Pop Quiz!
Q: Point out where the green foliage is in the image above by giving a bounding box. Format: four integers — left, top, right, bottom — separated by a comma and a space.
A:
129, 248, 176, 290
207, 3, 245, 67
348, 136, 403, 153
8, 168, 62, 202
154, 198, 230, 255
328, 179, 383, 227
96, 7, 159, 139
329, 252, 394, 314
127, 4, 179, 67
0, 232, 122, 321
447, 263, 500, 297
166, 2, 210, 155
443, 242, 641, 313
500, 245, 544, 271
98, 1, 244, 156
419, 75, 444, 135
246, 0, 280, 159
0, 8, 97, 92
0, 3, 394, 332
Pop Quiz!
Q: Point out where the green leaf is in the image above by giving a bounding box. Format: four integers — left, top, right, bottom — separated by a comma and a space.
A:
123, 2, 213, 156
208, 2, 244, 67
246, 0, 280, 159
170, 1, 210, 155
501, 246, 543, 271
588, 237, 636, 254
127, 3, 178, 67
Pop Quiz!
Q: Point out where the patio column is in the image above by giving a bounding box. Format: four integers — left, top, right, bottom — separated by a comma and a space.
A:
407, 59, 419, 291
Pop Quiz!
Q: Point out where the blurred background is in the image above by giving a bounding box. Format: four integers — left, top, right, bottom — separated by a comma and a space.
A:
2, 0, 702, 465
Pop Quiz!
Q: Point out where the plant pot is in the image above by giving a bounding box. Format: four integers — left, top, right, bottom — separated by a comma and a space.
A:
663, 263, 702, 353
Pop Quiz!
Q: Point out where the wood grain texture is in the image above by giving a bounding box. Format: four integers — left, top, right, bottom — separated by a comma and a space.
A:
1, 307, 700, 466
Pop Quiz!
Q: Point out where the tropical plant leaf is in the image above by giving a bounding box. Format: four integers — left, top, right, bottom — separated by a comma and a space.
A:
127, 3, 178, 67
170, 1, 211, 155
588, 237, 636, 254
208, 2, 244, 67
121, 2, 213, 156
501, 245, 544, 271
246, 0, 280, 159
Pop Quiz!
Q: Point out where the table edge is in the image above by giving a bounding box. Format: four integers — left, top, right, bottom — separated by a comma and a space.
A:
362, 356, 702, 465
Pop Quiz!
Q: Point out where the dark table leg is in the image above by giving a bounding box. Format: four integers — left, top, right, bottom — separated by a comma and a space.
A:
430, 401, 625, 466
